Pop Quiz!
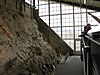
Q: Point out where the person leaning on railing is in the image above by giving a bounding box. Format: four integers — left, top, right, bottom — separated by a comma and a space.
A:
79, 23, 91, 37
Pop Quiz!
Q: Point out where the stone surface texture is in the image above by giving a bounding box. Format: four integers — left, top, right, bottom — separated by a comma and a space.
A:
0, 1, 58, 75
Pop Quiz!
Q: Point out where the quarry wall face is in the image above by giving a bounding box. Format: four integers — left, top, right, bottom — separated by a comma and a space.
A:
0, 0, 58, 75
0, 0, 73, 74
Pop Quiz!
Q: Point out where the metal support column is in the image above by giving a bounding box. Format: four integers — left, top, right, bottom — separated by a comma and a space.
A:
30, 0, 32, 18
80, 0, 83, 61
38, 0, 39, 16
60, 0, 62, 38
48, 0, 50, 26
86, 0, 88, 24
33, 0, 35, 18
80, 0, 82, 39
47, 0, 50, 43
73, 2, 75, 51
33, 0, 35, 8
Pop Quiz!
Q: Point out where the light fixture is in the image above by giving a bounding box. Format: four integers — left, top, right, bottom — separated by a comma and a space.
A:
84, 0, 86, 4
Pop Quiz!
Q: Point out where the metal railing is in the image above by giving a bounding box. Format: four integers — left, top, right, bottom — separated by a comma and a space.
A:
82, 35, 91, 75
82, 35, 100, 75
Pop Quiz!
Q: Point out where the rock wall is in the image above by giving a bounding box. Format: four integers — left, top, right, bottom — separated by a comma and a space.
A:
0, 1, 58, 75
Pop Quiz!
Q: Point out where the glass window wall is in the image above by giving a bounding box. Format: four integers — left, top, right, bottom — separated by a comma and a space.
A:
25, 0, 100, 52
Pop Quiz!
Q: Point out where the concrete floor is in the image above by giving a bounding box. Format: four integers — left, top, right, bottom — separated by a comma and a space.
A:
54, 56, 84, 75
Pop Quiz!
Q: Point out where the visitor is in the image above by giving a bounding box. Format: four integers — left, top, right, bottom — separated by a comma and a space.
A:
79, 23, 91, 37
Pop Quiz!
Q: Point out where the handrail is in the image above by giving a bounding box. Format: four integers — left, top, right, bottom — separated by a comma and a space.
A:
85, 35, 100, 46
82, 37, 86, 47
82, 37, 90, 48
81, 36, 91, 75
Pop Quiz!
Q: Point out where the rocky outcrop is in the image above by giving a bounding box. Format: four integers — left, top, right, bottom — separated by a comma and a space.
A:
0, 2, 58, 75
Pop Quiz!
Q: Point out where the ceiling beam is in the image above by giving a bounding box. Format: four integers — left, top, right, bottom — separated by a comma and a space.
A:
51, 0, 100, 11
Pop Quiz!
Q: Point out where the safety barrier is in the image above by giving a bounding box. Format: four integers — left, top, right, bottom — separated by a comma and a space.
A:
82, 35, 100, 75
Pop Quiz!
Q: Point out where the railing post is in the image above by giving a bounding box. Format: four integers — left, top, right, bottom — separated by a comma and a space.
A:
84, 46, 87, 75
85, 46, 91, 75
82, 36, 92, 75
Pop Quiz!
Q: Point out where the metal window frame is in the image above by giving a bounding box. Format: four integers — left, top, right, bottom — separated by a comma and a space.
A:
37, 0, 99, 52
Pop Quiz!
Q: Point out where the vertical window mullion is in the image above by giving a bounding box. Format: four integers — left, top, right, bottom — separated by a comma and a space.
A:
60, 0, 62, 38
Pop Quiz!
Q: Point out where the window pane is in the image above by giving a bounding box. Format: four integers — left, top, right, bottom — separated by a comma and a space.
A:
50, 3, 60, 15
51, 27, 61, 37
39, 0, 48, 5
62, 14, 73, 26
50, 15, 61, 27
40, 16, 49, 25
62, 27, 73, 39
39, 5, 48, 16
74, 7, 80, 13
62, 4, 73, 14
76, 41, 81, 51
64, 40, 74, 50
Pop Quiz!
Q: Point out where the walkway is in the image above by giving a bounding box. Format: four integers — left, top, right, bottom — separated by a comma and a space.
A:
54, 56, 84, 75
